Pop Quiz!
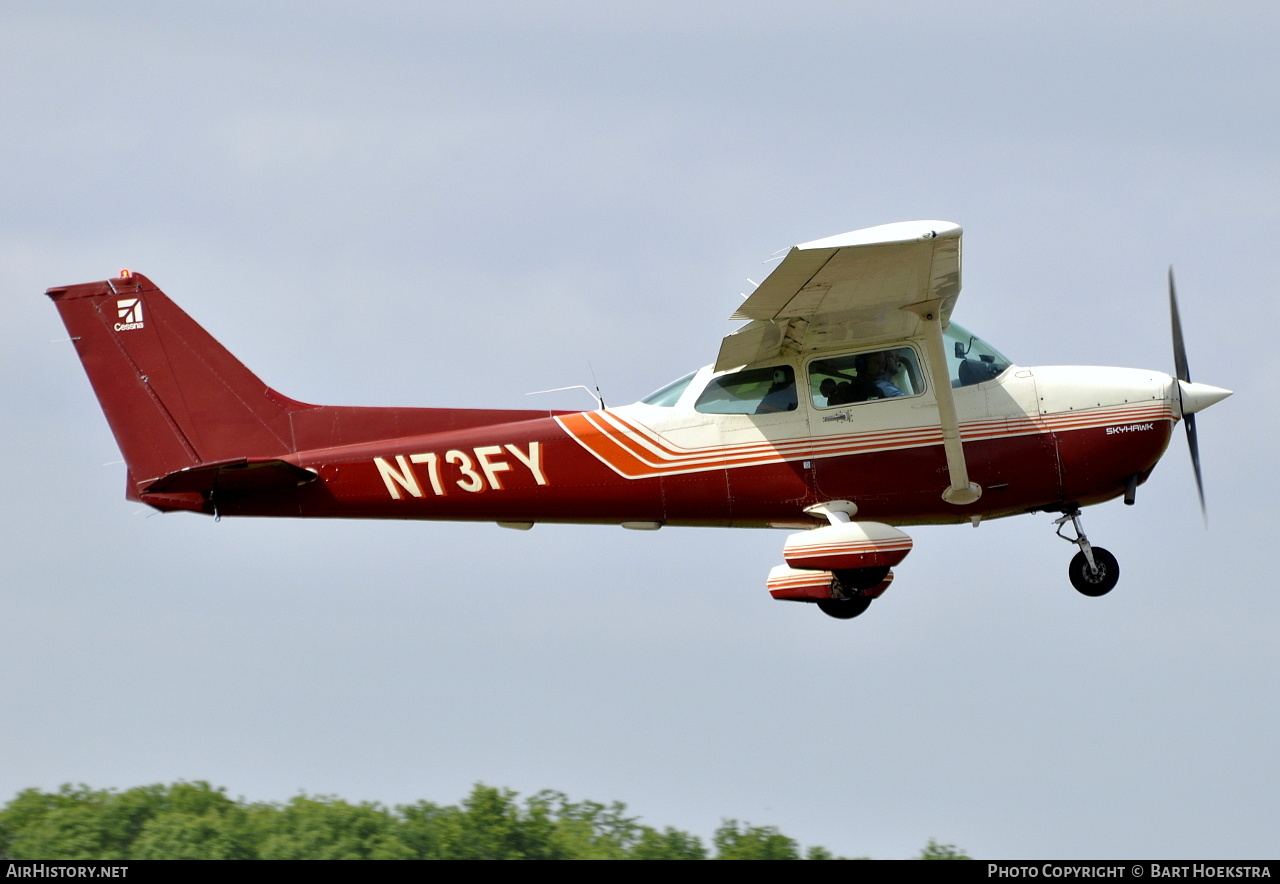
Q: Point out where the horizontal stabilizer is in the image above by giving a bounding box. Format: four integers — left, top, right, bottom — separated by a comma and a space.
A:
143, 458, 317, 496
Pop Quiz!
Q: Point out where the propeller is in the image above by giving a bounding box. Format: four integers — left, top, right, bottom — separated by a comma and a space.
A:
1168, 267, 1202, 514
1168, 267, 1231, 519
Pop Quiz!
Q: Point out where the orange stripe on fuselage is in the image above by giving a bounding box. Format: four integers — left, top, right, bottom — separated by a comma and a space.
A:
555, 403, 1175, 480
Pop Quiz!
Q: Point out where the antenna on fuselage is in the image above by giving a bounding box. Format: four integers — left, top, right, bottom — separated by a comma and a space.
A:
588, 362, 606, 409
526, 385, 604, 409
527, 362, 606, 410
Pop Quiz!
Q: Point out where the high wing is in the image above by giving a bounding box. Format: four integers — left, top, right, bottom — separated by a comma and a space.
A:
715, 220, 962, 371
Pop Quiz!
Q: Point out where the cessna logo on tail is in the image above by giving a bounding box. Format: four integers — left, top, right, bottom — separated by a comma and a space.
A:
115, 298, 144, 331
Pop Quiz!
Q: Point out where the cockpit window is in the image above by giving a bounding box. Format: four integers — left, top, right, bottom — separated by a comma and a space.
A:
640, 371, 697, 407
944, 322, 1013, 387
695, 365, 797, 415
809, 347, 924, 407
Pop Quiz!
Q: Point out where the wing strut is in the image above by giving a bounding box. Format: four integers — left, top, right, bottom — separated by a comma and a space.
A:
904, 300, 982, 506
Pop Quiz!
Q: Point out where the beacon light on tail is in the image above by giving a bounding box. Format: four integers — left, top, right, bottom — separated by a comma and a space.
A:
47, 221, 1230, 621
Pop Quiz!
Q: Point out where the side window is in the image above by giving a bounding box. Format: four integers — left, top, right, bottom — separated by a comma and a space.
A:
640, 371, 697, 407
808, 347, 923, 408
695, 365, 797, 415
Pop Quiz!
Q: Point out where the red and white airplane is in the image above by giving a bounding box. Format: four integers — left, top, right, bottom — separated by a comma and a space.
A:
48, 221, 1230, 620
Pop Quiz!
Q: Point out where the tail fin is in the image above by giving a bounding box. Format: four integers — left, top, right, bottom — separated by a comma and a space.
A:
47, 272, 306, 489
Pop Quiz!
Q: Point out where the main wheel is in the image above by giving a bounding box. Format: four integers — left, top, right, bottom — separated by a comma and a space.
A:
1069, 547, 1119, 597
817, 597, 873, 620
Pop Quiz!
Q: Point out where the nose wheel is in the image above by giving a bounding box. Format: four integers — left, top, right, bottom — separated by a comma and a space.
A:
1054, 510, 1120, 597
1068, 548, 1119, 596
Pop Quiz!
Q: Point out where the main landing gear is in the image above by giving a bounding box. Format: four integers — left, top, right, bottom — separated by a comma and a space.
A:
1054, 510, 1120, 597
817, 597, 871, 619
816, 567, 889, 619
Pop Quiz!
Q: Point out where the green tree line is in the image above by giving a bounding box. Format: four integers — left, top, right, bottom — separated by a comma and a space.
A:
0, 782, 968, 860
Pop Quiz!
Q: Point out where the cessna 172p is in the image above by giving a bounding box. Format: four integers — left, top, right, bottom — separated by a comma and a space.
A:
47, 221, 1230, 620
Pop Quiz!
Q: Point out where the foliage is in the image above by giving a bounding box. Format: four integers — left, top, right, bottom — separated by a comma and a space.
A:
0, 781, 964, 860
712, 819, 800, 860
918, 838, 972, 860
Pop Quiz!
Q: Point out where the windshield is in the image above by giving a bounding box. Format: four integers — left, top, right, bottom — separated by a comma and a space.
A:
943, 322, 1012, 387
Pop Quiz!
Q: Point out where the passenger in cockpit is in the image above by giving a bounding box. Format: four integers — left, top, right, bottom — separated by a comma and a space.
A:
863, 351, 904, 398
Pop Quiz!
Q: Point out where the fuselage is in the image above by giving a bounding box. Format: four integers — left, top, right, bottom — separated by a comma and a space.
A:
209, 345, 1180, 531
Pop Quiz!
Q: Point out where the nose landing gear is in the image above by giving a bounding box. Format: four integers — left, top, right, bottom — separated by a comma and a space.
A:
1054, 510, 1120, 597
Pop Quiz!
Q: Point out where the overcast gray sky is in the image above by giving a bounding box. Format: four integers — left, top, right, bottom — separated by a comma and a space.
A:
2, 1, 1275, 859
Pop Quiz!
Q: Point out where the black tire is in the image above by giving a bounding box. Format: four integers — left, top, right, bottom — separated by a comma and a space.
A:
1069, 547, 1119, 597
817, 597, 873, 620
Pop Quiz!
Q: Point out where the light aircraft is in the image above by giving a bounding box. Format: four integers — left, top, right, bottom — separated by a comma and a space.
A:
47, 221, 1230, 620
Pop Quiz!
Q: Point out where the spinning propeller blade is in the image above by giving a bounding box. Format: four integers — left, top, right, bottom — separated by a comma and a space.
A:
1169, 267, 1206, 518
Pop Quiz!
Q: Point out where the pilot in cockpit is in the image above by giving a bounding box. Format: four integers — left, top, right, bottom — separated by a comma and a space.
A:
756, 368, 798, 413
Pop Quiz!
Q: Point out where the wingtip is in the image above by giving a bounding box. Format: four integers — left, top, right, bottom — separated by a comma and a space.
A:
796, 220, 962, 252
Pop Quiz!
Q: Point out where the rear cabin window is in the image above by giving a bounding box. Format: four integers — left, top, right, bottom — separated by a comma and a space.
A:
695, 365, 797, 415
640, 372, 697, 407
